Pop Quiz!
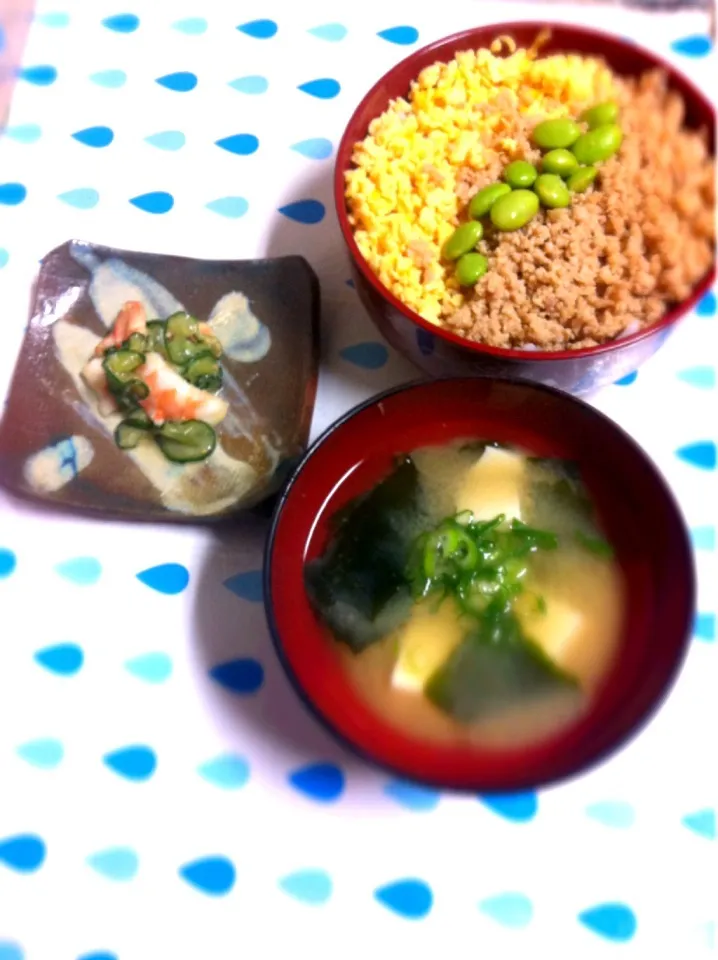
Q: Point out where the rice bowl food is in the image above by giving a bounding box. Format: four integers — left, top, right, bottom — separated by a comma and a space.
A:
344, 33, 715, 352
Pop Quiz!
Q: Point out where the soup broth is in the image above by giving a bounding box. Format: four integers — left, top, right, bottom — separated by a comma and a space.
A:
305, 440, 625, 750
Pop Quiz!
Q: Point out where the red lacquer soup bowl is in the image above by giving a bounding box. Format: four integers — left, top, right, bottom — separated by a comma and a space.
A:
264, 378, 695, 792
334, 22, 716, 397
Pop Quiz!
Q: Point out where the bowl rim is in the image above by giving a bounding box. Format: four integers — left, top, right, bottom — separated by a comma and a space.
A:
263, 375, 696, 792
333, 20, 716, 364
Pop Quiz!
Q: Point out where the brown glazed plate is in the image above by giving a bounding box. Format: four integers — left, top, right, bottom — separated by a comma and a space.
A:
0, 241, 320, 521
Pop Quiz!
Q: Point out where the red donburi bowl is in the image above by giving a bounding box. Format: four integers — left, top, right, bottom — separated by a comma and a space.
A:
264, 378, 695, 792
334, 23, 716, 396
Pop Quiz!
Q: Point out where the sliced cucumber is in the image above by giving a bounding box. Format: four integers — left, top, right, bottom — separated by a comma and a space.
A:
124, 332, 148, 353
102, 349, 145, 392
166, 312, 199, 340
185, 353, 223, 392
115, 420, 145, 450
145, 320, 167, 356
124, 407, 153, 430
201, 332, 223, 359
154, 419, 217, 463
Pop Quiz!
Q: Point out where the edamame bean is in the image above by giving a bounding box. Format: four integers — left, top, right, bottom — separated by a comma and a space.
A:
541, 148, 579, 178
571, 124, 623, 165
580, 101, 619, 129
532, 118, 581, 150
490, 189, 540, 231
503, 160, 537, 188
534, 174, 571, 209
469, 182, 511, 219
456, 252, 488, 286
442, 220, 483, 260
566, 165, 598, 193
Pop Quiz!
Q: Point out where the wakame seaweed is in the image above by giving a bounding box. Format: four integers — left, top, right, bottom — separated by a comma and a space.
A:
304, 456, 427, 652
526, 457, 602, 543
425, 602, 577, 724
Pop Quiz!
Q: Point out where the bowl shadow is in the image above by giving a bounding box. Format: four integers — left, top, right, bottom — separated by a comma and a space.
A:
264, 162, 420, 410
190, 500, 371, 781
190, 163, 417, 782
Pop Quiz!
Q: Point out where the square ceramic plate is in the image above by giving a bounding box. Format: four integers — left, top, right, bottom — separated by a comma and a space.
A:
0, 240, 320, 521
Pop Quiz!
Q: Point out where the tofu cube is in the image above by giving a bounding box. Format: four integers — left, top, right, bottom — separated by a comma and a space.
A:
455, 446, 525, 523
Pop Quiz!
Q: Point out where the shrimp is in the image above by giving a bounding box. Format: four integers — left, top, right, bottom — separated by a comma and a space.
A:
138, 352, 228, 426
94, 300, 147, 356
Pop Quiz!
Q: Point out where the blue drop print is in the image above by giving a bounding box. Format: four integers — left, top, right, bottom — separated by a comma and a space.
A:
18, 65, 57, 85
614, 371, 638, 386
145, 131, 185, 151
55, 556, 102, 584
694, 612, 715, 642
35, 643, 84, 676
87, 847, 139, 881
228, 75, 268, 95
676, 441, 716, 470
89, 70, 127, 89
155, 72, 197, 92
37, 12, 70, 27
278, 199, 326, 225
579, 903, 637, 942
209, 658, 264, 695
129, 191, 174, 214
377, 26, 420, 46
237, 19, 277, 39
682, 808, 715, 840
0, 834, 46, 872
124, 652, 172, 683
291, 138, 333, 160
416, 329, 435, 356
308, 23, 348, 42
72, 126, 114, 148
215, 134, 259, 156
0, 183, 27, 205
198, 754, 250, 790
103, 745, 157, 782
691, 526, 716, 550
0, 546, 16, 577
223, 570, 263, 602
375, 879, 433, 919
677, 366, 715, 389
585, 801, 636, 829
671, 34, 712, 57
206, 196, 249, 218
101, 13, 139, 33
179, 856, 236, 895
57, 188, 99, 210
136, 562, 189, 594
479, 791, 538, 822
0, 249, 8, 269
0, 943, 24, 960
77, 954, 118, 960
4, 124, 42, 144
345, 278, 355, 288
288, 763, 345, 802
340, 342, 389, 370
298, 78, 341, 100
479, 892, 534, 929
172, 17, 207, 35
696, 291, 716, 317
384, 780, 440, 812
16, 738, 64, 769
280, 869, 333, 905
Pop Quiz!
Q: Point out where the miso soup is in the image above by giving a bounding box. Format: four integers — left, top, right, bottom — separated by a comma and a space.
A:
304, 440, 625, 750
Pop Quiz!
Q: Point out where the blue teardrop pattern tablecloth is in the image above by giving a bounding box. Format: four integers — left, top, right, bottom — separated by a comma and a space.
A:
0, 2, 715, 958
